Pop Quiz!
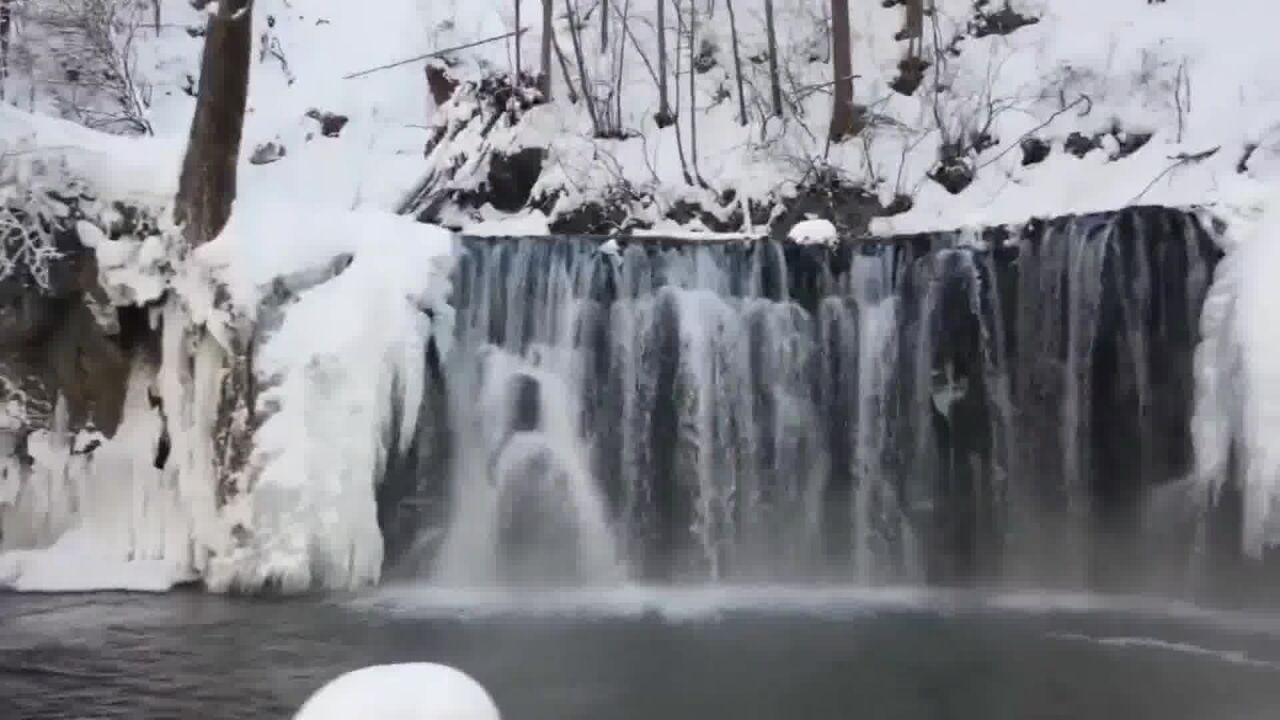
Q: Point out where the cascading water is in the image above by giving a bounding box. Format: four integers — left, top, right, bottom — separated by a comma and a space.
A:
383, 206, 1223, 592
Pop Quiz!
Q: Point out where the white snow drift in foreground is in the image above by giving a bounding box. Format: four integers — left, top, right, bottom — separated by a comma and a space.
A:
294, 663, 500, 720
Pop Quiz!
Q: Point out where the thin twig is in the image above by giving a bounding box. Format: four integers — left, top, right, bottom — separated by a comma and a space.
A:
974, 94, 1091, 171
1130, 146, 1220, 204
344, 29, 529, 80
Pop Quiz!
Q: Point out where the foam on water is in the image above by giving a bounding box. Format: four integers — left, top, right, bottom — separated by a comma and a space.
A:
346, 583, 1280, 634
1050, 633, 1280, 670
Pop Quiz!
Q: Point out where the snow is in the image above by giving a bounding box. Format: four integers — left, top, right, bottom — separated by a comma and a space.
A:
788, 218, 838, 245
0, 531, 194, 593
293, 663, 500, 720
1193, 188, 1280, 558
192, 202, 458, 593
6, 0, 1280, 234
0, 104, 180, 207
3, 0, 1280, 593
0, 363, 205, 593
463, 211, 551, 237
428, 0, 1280, 235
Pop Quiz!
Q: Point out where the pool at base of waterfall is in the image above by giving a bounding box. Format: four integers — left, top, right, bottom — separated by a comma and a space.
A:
2, 587, 1280, 720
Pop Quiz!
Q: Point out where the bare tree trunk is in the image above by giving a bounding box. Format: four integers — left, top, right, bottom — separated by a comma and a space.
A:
175, 0, 254, 247
0, 0, 11, 102
655, 0, 674, 125
763, 0, 782, 117
828, 0, 858, 141
670, 0, 692, 184
725, 0, 746, 125
552, 32, 580, 103
612, 0, 632, 131
540, 0, 553, 97
601, 0, 609, 48
566, 0, 601, 133
514, 0, 523, 79
687, 0, 703, 184
905, 0, 924, 57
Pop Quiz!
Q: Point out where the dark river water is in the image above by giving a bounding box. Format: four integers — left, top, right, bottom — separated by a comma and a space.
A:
3, 585, 1280, 720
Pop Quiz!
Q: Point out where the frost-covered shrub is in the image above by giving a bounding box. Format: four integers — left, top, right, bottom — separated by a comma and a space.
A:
0, 146, 72, 292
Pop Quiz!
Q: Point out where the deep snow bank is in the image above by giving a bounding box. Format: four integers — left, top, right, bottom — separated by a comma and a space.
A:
1194, 187, 1280, 559
192, 202, 457, 593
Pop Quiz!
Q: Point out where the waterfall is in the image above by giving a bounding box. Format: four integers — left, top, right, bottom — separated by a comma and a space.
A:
388, 206, 1222, 591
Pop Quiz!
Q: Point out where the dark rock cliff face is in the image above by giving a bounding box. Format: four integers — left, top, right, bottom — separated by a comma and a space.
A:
382, 205, 1236, 595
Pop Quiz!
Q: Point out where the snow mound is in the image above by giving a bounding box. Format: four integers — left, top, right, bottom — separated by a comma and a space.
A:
294, 663, 500, 720
191, 201, 458, 593
788, 219, 838, 246
0, 103, 180, 207
0, 364, 206, 593
0, 531, 194, 593
1194, 189, 1280, 557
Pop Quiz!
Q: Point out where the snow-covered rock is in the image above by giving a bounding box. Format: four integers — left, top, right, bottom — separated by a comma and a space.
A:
294, 664, 500, 720
788, 219, 838, 246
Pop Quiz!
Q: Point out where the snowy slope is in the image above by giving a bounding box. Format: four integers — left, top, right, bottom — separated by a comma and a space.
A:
8, 0, 1275, 232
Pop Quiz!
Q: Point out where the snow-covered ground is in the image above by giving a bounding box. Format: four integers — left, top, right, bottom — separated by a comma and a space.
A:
8, 0, 1277, 233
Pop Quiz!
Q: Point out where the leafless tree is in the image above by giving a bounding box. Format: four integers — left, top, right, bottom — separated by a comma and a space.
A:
601, 0, 609, 47
655, 0, 674, 125
174, 0, 253, 246
514, 0, 523, 79
904, 0, 924, 58
540, 0, 553, 97
763, 0, 783, 117
687, 0, 704, 182
0, 0, 11, 102
725, 0, 746, 125
565, 0, 601, 133
828, 0, 860, 141
669, 0, 692, 183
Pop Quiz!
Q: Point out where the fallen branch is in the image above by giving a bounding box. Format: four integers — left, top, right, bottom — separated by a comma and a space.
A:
343, 28, 528, 80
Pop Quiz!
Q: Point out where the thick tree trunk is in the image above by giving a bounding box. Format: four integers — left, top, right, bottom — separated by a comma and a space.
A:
0, 0, 11, 102
828, 0, 858, 141
763, 0, 782, 117
601, 0, 609, 48
905, 0, 924, 57
174, 0, 254, 247
656, 0, 673, 124
514, 0, 523, 78
540, 0, 554, 97
725, 0, 747, 125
